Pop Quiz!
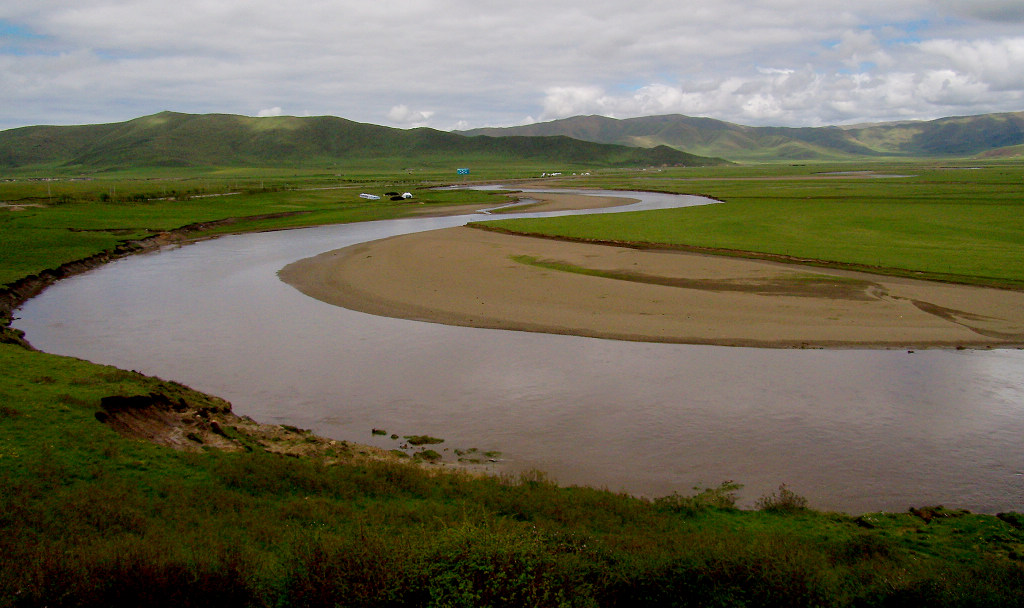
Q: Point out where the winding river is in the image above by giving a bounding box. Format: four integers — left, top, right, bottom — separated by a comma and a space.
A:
13, 189, 1024, 514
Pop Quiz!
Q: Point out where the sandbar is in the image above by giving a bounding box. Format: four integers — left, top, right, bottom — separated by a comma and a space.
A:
280, 198, 1024, 349
406, 191, 640, 216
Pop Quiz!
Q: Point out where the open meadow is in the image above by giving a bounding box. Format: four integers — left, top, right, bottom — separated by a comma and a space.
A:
3, 160, 1024, 606
481, 161, 1024, 288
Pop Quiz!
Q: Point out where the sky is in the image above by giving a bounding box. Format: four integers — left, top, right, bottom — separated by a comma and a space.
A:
2, 0, 1024, 132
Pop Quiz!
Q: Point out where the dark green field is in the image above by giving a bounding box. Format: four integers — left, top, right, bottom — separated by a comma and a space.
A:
4, 160, 1024, 606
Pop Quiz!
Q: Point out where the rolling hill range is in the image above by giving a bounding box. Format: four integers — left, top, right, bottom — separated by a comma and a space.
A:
0, 111, 724, 172
458, 111, 1024, 161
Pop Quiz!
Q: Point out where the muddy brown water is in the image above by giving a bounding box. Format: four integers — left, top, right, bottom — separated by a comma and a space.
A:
13, 190, 1024, 513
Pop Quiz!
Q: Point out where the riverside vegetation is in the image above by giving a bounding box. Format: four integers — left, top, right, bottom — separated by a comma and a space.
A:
3, 161, 1024, 606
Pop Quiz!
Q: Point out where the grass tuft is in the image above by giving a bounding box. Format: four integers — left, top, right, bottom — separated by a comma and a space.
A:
404, 434, 444, 446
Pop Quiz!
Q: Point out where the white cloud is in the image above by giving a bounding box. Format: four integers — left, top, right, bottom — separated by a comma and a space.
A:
829, 29, 893, 70
536, 57, 1023, 128
257, 107, 283, 117
387, 105, 435, 126
916, 37, 1024, 91
930, 0, 1024, 22
1, 0, 1023, 131
541, 87, 613, 119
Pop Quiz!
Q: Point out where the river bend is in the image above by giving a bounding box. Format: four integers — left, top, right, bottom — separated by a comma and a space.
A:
14, 189, 1024, 513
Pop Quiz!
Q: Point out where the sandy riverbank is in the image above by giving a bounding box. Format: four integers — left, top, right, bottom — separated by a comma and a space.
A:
407, 190, 640, 216
280, 195, 1024, 349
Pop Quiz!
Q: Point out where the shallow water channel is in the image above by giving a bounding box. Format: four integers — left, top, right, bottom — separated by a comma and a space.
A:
14, 189, 1024, 514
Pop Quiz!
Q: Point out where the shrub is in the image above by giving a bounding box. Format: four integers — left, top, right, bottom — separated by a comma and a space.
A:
755, 484, 809, 513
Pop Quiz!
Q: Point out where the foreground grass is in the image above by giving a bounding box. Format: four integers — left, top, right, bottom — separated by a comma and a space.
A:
480, 161, 1024, 288
5, 162, 1024, 605
3, 343, 1024, 607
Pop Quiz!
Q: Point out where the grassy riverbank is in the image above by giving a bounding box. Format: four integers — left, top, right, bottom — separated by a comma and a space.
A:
4, 162, 1024, 605
0, 171, 519, 286
4, 343, 1024, 607
478, 161, 1024, 289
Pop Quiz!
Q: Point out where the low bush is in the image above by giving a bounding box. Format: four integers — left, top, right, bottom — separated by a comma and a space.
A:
756, 484, 810, 513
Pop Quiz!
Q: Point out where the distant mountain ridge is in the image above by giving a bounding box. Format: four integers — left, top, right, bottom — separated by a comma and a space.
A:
457, 112, 1024, 161
0, 111, 724, 172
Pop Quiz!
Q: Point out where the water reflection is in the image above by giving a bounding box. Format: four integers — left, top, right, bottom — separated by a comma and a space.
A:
13, 191, 1024, 513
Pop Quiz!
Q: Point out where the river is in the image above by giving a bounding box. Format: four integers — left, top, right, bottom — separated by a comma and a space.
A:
13, 189, 1024, 513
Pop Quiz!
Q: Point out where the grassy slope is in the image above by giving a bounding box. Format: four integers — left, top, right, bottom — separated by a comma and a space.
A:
3, 343, 1024, 607
479, 162, 1024, 288
459, 111, 1024, 162
0, 111, 725, 173
4, 163, 1024, 605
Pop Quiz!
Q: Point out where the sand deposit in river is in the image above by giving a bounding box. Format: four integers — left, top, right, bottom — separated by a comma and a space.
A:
280, 223, 1024, 349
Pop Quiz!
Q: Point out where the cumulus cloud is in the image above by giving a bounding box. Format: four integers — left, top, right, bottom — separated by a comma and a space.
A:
538, 54, 1023, 127
829, 29, 893, 70
541, 87, 613, 119
916, 37, 1024, 90
257, 107, 283, 117
387, 105, 435, 126
1, 0, 1024, 131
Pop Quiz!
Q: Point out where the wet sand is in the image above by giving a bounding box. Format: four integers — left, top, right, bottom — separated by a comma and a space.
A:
280, 195, 1024, 349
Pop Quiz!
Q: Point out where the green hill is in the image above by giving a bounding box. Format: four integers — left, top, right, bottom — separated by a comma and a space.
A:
0, 111, 726, 172
458, 111, 1024, 161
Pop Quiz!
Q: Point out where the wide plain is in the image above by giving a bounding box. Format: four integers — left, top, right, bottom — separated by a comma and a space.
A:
4, 159, 1024, 606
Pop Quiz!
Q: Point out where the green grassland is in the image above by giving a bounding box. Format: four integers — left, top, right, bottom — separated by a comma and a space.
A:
0, 172, 522, 285
480, 161, 1024, 288
4, 160, 1024, 605
4, 343, 1024, 607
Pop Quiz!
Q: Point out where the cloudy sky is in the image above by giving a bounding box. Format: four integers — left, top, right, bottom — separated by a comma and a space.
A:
2, 0, 1023, 132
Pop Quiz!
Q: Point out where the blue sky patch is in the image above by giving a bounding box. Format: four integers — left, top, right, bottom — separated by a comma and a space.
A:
0, 19, 51, 56
0, 19, 44, 39
881, 19, 931, 46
